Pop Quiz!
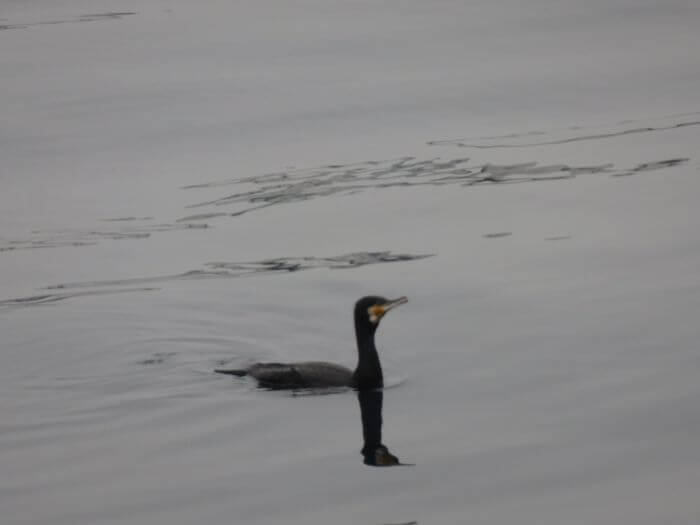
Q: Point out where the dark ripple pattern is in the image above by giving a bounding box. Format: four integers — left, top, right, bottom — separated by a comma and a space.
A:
179, 156, 688, 222
0, 221, 208, 254
43, 252, 434, 291
0, 252, 432, 310
0, 12, 136, 31
0, 288, 159, 311
427, 113, 700, 149
3, 115, 692, 255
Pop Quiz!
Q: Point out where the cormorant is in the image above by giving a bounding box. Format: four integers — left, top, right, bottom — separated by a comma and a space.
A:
215, 295, 407, 390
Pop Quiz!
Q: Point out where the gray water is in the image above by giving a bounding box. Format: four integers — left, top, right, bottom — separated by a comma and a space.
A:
2, 1, 700, 524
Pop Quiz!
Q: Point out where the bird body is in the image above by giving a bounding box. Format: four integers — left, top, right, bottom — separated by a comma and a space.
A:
215, 296, 407, 390
237, 362, 353, 389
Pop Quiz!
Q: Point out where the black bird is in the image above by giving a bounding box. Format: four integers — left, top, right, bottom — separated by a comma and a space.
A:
215, 296, 407, 390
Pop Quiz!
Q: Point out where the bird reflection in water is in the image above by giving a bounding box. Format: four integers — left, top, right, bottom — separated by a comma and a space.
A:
358, 389, 411, 467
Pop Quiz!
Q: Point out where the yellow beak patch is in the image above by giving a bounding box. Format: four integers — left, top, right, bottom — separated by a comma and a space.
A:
368, 305, 385, 323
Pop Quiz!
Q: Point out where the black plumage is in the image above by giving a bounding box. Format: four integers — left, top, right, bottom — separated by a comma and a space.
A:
215, 296, 407, 390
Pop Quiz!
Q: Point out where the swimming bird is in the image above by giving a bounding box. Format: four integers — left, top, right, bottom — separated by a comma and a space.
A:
215, 296, 407, 390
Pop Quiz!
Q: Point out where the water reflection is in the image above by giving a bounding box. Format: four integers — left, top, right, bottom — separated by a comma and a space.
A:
358, 389, 411, 467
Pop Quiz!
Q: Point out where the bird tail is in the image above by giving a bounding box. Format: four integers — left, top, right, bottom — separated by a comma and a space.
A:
214, 368, 248, 377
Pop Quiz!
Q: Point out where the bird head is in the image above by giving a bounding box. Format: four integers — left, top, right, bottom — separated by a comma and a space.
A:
354, 296, 408, 333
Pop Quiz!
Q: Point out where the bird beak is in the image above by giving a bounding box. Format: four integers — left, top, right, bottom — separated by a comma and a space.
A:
369, 297, 408, 323
381, 296, 408, 314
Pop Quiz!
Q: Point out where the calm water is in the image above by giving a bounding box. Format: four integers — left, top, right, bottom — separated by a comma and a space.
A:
2, 1, 700, 524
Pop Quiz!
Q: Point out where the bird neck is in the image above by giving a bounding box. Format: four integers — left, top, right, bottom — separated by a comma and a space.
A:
354, 327, 383, 389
